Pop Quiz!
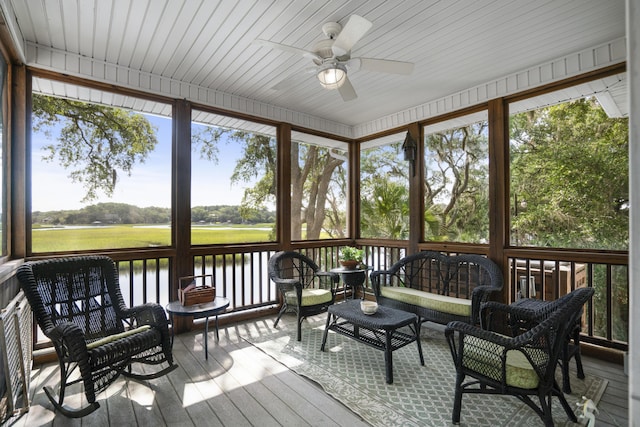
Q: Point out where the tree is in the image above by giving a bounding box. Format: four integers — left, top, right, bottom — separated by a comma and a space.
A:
360, 142, 410, 239
192, 127, 346, 240
360, 176, 409, 239
32, 94, 158, 202
291, 143, 345, 240
510, 98, 629, 341
510, 98, 628, 250
424, 122, 489, 242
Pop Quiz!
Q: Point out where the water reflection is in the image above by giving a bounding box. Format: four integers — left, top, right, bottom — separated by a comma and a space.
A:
117, 252, 277, 309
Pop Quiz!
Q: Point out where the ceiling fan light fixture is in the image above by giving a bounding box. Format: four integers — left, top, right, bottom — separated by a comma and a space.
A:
317, 63, 347, 90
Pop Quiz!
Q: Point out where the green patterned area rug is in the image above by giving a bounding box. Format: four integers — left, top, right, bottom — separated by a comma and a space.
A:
245, 319, 607, 427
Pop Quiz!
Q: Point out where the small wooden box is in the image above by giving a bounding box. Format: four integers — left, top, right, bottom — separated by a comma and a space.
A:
178, 275, 215, 306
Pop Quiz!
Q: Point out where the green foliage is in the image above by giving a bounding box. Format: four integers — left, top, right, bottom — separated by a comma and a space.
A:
32, 203, 274, 226
339, 246, 364, 262
360, 176, 409, 239
191, 126, 279, 225
360, 143, 410, 239
292, 142, 346, 240
424, 121, 489, 242
510, 98, 628, 250
32, 94, 158, 202
510, 98, 629, 342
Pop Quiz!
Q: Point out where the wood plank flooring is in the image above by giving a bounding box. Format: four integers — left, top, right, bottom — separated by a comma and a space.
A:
10, 313, 629, 426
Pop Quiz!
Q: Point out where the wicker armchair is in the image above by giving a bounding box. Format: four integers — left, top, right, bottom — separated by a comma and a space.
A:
268, 251, 339, 341
17, 256, 177, 417
445, 287, 594, 426
506, 296, 587, 393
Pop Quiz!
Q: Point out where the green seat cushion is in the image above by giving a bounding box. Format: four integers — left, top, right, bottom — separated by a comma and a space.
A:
462, 336, 540, 389
285, 288, 333, 306
86, 325, 152, 350
380, 286, 472, 317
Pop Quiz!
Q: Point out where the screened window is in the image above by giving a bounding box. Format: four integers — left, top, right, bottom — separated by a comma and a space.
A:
291, 131, 347, 240
191, 110, 276, 244
508, 75, 629, 342
423, 112, 489, 243
30, 78, 172, 252
509, 83, 628, 250
360, 132, 409, 239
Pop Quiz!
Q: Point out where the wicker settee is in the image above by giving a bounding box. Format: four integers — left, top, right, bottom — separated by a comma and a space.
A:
370, 251, 503, 327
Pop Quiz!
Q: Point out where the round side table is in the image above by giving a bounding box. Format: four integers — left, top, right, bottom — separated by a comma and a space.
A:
166, 296, 230, 360
330, 266, 371, 300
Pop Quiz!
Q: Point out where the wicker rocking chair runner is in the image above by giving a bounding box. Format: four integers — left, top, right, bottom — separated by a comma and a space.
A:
16, 256, 178, 418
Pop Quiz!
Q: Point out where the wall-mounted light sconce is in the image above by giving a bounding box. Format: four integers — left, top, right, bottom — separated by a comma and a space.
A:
402, 131, 417, 176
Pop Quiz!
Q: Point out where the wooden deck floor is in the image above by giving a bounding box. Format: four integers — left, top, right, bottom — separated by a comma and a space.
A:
12, 313, 629, 426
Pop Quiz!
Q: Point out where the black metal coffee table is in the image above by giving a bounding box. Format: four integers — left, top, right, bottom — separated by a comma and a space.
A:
321, 300, 424, 384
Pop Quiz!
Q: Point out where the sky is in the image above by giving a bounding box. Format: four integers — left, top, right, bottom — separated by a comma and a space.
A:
31, 114, 253, 212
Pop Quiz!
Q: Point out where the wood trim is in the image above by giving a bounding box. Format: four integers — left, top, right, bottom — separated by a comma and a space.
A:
349, 139, 360, 240
172, 99, 192, 297
0, 12, 23, 65
581, 342, 624, 365
353, 125, 412, 144
191, 100, 284, 130
290, 124, 352, 144
419, 103, 490, 128
407, 122, 422, 255
504, 247, 628, 265
30, 68, 176, 106
488, 98, 509, 304
505, 63, 626, 104
277, 123, 292, 249
416, 242, 489, 255
171, 99, 193, 334
11, 65, 27, 258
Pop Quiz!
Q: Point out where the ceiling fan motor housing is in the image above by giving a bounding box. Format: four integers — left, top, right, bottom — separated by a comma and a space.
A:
322, 22, 342, 38
313, 39, 335, 62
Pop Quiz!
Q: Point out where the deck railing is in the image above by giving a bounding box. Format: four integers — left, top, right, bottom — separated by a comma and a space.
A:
506, 249, 628, 351
30, 244, 628, 353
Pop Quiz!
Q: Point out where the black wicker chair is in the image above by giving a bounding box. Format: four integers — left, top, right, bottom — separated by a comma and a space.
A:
507, 297, 587, 393
268, 251, 339, 341
17, 256, 178, 417
445, 287, 594, 426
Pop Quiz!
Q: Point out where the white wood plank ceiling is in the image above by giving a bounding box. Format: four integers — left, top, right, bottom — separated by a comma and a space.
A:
2, 0, 627, 137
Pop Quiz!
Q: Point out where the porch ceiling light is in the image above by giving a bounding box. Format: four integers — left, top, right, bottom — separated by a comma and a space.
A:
317, 63, 347, 90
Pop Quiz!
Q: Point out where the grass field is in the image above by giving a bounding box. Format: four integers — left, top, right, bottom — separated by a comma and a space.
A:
32, 224, 274, 252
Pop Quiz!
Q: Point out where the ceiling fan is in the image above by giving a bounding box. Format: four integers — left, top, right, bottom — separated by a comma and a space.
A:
254, 15, 414, 102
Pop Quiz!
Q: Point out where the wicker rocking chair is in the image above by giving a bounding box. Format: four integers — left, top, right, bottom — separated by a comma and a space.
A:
268, 251, 339, 341
17, 256, 178, 418
445, 287, 594, 426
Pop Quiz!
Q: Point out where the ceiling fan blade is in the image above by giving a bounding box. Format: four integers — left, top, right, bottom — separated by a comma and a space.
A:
338, 76, 357, 102
356, 58, 415, 75
332, 15, 372, 56
253, 39, 321, 61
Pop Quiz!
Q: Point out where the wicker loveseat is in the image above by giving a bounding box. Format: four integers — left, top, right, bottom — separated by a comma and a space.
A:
370, 251, 503, 327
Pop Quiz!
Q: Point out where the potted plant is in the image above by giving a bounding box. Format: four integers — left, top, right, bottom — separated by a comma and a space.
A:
339, 246, 364, 270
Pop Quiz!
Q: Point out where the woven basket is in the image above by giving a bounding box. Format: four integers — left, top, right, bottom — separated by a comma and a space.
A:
178, 275, 215, 306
